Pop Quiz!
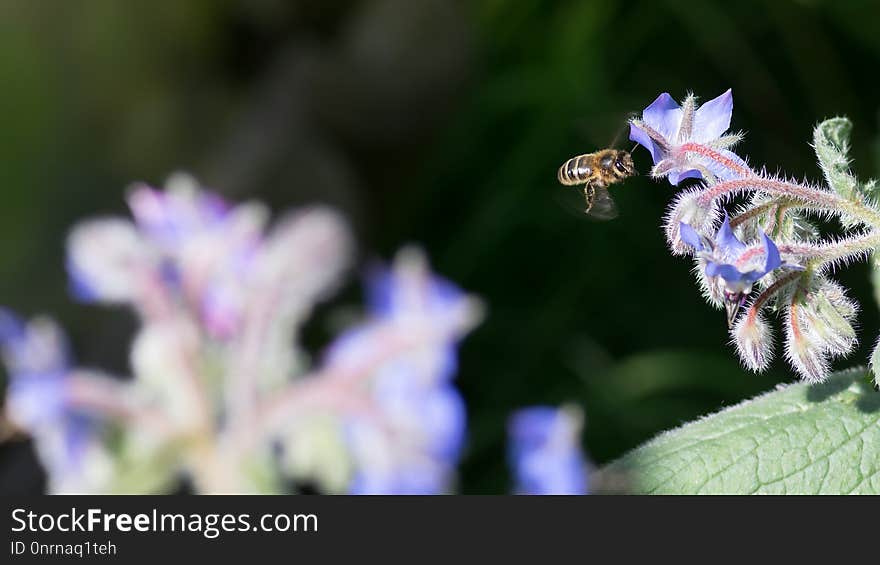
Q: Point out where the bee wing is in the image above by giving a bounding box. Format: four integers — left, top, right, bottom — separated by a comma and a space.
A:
553, 184, 619, 221
554, 185, 594, 220
583, 185, 619, 221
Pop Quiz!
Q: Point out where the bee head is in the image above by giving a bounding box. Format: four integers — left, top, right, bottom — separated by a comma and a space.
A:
613, 151, 635, 178
599, 151, 635, 180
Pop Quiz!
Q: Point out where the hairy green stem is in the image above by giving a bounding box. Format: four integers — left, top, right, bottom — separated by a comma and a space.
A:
699, 177, 880, 227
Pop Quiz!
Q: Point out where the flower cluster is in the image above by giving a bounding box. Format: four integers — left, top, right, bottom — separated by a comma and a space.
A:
2, 175, 485, 493
631, 91, 880, 384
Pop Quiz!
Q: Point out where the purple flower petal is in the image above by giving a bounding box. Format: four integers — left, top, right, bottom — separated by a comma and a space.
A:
760, 231, 782, 274
703, 226, 785, 290
126, 182, 230, 246
714, 214, 746, 257
706, 262, 766, 288
641, 92, 682, 140
693, 89, 733, 142
628, 123, 664, 164
706, 262, 751, 285
633, 90, 747, 187
678, 222, 705, 251
704, 261, 721, 278
668, 168, 703, 185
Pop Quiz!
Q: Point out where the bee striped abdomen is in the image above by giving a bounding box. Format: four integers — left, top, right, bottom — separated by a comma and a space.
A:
557, 155, 593, 186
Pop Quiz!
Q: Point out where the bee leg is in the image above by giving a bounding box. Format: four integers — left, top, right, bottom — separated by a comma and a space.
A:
583, 185, 595, 213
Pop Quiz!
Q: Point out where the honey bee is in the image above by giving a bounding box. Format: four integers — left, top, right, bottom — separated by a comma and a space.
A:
557, 149, 636, 220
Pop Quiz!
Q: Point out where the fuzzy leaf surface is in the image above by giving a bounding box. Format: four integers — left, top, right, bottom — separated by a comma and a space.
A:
599, 368, 880, 494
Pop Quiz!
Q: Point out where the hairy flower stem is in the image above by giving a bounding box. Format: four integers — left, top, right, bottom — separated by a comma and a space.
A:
742, 271, 804, 324
729, 198, 795, 230
807, 234, 880, 268
695, 176, 880, 227
756, 272, 804, 308
679, 142, 753, 178
735, 231, 880, 272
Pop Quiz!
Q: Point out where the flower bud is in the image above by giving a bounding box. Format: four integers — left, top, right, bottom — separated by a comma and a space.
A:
784, 298, 832, 383
732, 309, 774, 372
784, 329, 830, 384
664, 189, 718, 255
817, 279, 858, 321
802, 294, 857, 358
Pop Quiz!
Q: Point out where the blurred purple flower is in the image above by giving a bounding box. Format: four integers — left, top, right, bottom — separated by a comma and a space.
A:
346, 382, 465, 494
630, 90, 750, 185
67, 174, 353, 346
321, 249, 481, 494
0, 309, 92, 477
125, 181, 231, 245
508, 406, 588, 495
18, 171, 487, 494
67, 175, 266, 338
126, 180, 265, 338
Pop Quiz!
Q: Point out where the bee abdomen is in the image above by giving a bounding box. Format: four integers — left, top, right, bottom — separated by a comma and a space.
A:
557, 154, 593, 186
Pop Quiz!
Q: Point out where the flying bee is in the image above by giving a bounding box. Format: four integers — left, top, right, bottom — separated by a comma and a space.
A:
557, 149, 636, 220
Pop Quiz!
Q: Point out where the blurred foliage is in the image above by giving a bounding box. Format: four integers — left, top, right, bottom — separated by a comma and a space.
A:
2, 0, 880, 493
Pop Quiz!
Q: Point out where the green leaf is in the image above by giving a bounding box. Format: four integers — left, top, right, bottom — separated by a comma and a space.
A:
597, 368, 880, 494
813, 117, 858, 200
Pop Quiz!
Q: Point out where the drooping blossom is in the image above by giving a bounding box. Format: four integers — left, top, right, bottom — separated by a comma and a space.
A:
629, 90, 750, 185
782, 278, 859, 383
508, 406, 588, 495
679, 215, 802, 325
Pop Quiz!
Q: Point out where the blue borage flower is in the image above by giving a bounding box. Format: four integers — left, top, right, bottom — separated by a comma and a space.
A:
630, 89, 750, 185
508, 406, 588, 495
679, 215, 803, 325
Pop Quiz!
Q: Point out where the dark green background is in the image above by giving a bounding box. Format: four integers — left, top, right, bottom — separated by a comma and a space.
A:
1, 0, 879, 493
